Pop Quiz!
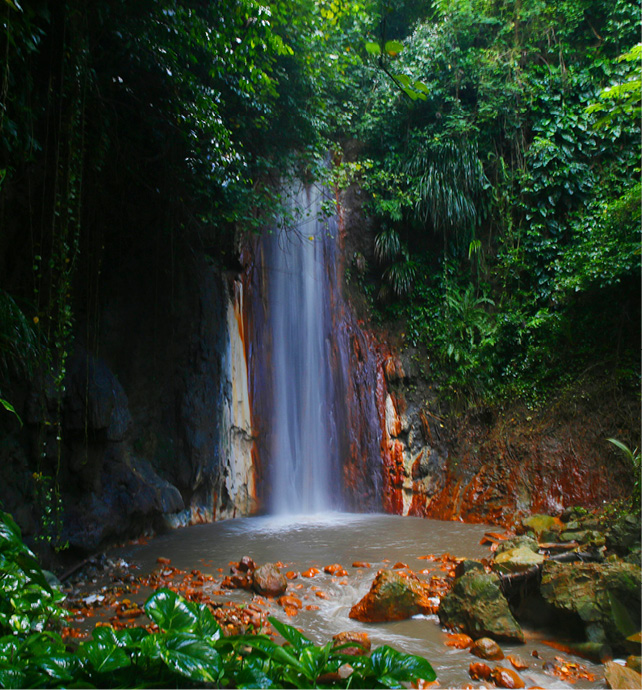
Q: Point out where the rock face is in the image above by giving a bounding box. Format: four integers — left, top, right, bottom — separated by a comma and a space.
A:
438, 571, 525, 642
540, 561, 642, 652
349, 569, 434, 622
252, 563, 287, 597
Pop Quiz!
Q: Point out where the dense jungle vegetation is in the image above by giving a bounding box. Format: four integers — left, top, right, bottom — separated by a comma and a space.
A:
1, 0, 639, 422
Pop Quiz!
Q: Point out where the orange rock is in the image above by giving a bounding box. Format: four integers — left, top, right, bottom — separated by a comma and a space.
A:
305, 605, 320, 611
349, 569, 434, 623
285, 571, 298, 580
315, 591, 329, 599
278, 595, 302, 610
283, 606, 298, 617
469, 662, 492, 681
393, 562, 409, 570
332, 631, 372, 656
470, 637, 504, 660
491, 666, 525, 688
157, 557, 171, 565
507, 654, 529, 671
352, 561, 371, 568
445, 633, 473, 649
324, 563, 348, 576
302, 567, 320, 578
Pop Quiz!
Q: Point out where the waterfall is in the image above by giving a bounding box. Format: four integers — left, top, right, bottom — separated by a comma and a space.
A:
250, 181, 344, 514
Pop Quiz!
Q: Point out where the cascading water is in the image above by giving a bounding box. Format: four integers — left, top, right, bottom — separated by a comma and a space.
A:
251, 181, 346, 514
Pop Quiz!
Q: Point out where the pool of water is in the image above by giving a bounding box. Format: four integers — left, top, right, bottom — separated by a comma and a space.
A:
110, 513, 605, 688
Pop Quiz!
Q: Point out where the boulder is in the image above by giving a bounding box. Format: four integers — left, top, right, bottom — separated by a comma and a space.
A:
540, 561, 641, 652
492, 546, 545, 574
438, 571, 524, 642
349, 569, 433, 622
454, 559, 485, 578
252, 563, 287, 597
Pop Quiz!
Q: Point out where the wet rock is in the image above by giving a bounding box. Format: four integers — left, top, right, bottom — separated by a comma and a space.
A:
627, 656, 642, 673
278, 595, 302, 610
302, 567, 320, 578
521, 514, 564, 538
470, 637, 504, 660
469, 662, 492, 681
352, 561, 371, 568
438, 571, 525, 642
444, 633, 473, 649
506, 654, 529, 670
348, 569, 433, 622
491, 666, 525, 688
332, 631, 371, 656
252, 563, 287, 597
324, 563, 348, 576
606, 514, 641, 556
494, 535, 539, 556
540, 561, 641, 652
492, 546, 545, 574
604, 660, 642, 689
222, 574, 252, 590
238, 556, 256, 572
454, 559, 485, 578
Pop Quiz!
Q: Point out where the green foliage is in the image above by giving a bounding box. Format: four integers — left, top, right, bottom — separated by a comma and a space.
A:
0, 512, 437, 688
607, 439, 641, 510
349, 0, 640, 406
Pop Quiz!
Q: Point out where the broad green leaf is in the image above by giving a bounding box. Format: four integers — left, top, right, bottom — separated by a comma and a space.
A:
81, 638, 132, 674
385, 40, 403, 56
16, 553, 52, 592
239, 635, 306, 674
298, 642, 332, 682
234, 656, 278, 688
370, 645, 436, 683
159, 632, 222, 683
194, 602, 222, 640
609, 592, 638, 637
268, 616, 313, 653
34, 653, 80, 682
3, 0, 23, 11
365, 41, 381, 55
145, 588, 198, 632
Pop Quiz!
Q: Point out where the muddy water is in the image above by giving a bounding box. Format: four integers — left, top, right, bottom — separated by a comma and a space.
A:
112, 514, 604, 689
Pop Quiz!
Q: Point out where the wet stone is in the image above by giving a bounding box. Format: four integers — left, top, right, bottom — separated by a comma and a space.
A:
491, 666, 525, 688
332, 631, 371, 656
468, 662, 492, 681
252, 563, 287, 597
470, 637, 504, 660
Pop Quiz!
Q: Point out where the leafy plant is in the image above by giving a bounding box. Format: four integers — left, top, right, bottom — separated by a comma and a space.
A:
607, 438, 641, 509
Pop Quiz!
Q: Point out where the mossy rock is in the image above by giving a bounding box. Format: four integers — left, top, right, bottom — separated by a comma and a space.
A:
492, 546, 545, 574
540, 561, 641, 653
522, 514, 564, 537
438, 571, 524, 643
495, 535, 539, 556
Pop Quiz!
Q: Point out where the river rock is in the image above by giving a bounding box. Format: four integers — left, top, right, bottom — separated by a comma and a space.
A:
252, 563, 287, 597
521, 514, 564, 538
492, 546, 545, 574
438, 571, 525, 642
627, 656, 642, 673
348, 569, 433, 622
494, 535, 539, 556
491, 666, 525, 688
332, 631, 371, 655
469, 662, 492, 680
604, 660, 642, 689
454, 559, 485, 578
540, 561, 641, 652
470, 637, 504, 660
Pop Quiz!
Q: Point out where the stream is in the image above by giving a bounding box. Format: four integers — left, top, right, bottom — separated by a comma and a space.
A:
104, 513, 605, 689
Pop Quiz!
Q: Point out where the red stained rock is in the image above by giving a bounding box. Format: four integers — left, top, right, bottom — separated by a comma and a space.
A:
238, 556, 256, 573
469, 662, 492, 681
252, 563, 287, 597
352, 561, 371, 568
349, 569, 434, 623
305, 604, 320, 611
393, 562, 409, 570
324, 563, 348, 576
507, 654, 529, 671
285, 571, 298, 580
491, 666, 525, 688
302, 567, 320, 578
221, 574, 252, 590
278, 595, 302, 610
445, 633, 473, 649
315, 590, 329, 599
157, 557, 171, 565
332, 631, 372, 656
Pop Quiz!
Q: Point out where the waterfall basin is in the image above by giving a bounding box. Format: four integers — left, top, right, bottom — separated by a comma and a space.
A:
108, 513, 604, 689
